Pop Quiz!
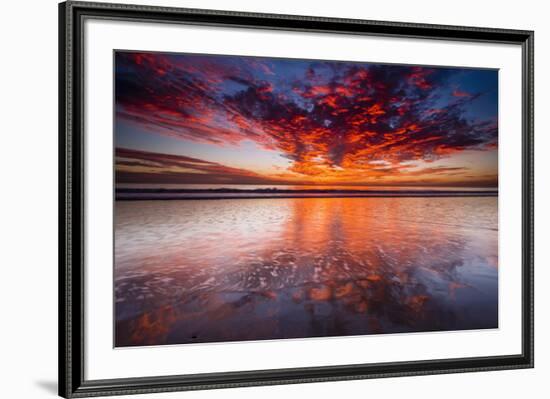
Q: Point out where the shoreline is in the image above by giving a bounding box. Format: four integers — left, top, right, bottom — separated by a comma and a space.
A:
116, 192, 498, 201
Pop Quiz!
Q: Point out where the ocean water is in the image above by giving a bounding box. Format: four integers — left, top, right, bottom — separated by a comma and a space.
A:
114, 197, 498, 347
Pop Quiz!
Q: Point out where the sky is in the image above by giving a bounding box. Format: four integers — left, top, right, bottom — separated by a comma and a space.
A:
115, 51, 498, 188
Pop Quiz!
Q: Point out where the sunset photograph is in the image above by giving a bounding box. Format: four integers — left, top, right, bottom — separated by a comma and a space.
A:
113, 51, 498, 347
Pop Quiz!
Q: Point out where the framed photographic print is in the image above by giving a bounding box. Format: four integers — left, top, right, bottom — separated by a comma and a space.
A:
59, 1, 534, 397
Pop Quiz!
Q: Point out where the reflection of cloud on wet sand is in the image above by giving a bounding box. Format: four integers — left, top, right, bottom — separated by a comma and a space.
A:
115, 197, 498, 346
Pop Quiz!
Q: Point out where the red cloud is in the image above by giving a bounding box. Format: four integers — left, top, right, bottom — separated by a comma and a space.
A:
115, 52, 497, 186
452, 89, 471, 97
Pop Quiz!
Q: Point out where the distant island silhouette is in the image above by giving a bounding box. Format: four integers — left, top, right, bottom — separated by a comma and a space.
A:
116, 187, 498, 200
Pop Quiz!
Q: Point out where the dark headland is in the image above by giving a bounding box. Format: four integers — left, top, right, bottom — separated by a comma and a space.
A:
115, 187, 498, 201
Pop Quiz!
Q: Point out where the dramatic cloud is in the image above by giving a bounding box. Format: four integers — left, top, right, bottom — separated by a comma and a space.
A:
116, 148, 287, 185
116, 147, 497, 188
115, 52, 498, 186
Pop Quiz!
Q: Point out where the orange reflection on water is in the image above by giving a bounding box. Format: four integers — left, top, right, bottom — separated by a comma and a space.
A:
115, 197, 498, 347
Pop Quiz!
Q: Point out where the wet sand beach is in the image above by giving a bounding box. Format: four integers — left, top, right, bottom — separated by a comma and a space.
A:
115, 196, 498, 347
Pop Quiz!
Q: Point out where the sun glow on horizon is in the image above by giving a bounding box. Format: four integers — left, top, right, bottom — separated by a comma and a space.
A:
115, 51, 498, 189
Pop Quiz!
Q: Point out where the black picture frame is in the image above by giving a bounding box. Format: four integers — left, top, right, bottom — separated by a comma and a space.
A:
59, 1, 534, 397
